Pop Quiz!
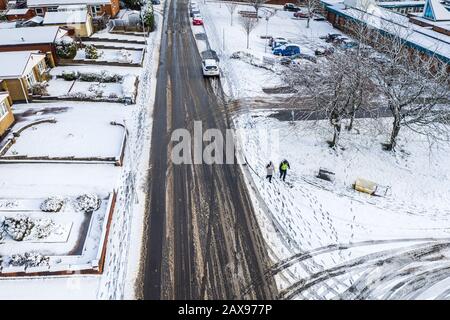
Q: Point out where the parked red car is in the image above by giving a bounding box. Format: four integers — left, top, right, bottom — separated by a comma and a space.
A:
193, 16, 203, 25
294, 11, 312, 18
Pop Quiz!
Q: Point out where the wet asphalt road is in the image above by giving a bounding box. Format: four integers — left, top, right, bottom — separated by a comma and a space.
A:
142, 0, 277, 299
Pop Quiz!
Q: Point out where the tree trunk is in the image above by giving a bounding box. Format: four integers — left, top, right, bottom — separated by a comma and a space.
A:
307, 17, 310, 28
388, 115, 401, 151
347, 111, 355, 131
331, 123, 341, 148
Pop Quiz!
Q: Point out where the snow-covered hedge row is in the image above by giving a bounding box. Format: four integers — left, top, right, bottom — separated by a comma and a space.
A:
60, 70, 123, 83
8, 252, 50, 268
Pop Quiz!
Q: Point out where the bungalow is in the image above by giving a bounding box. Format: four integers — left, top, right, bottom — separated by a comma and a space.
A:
0, 92, 14, 138
27, 0, 120, 18
0, 26, 68, 64
43, 7, 94, 37
0, 51, 49, 103
5, 8, 36, 21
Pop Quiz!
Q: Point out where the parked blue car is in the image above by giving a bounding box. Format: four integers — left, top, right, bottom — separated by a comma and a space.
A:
273, 44, 301, 56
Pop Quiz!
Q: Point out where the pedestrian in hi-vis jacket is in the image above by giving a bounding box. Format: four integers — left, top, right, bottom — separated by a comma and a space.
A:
279, 159, 290, 181
266, 161, 274, 183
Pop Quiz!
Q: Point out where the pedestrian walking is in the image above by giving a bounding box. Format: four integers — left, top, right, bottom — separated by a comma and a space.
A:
266, 161, 274, 183
279, 159, 290, 181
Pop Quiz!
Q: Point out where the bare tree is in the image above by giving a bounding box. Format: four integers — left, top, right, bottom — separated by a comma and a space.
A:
225, 2, 238, 26
246, 0, 266, 20
287, 52, 359, 148
239, 15, 259, 49
373, 34, 450, 151
297, 0, 320, 28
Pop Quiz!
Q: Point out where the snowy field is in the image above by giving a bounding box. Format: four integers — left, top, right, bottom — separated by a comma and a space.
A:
235, 112, 450, 299
198, 1, 340, 98
4, 102, 129, 159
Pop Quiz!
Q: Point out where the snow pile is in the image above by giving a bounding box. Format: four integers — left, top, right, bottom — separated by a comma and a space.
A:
40, 197, 64, 213
9, 252, 50, 268
75, 194, 101, 213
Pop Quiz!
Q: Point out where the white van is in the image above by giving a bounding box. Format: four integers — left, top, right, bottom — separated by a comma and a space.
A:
202, 59, 220, 77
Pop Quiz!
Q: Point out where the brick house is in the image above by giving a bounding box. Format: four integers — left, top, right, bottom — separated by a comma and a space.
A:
0, 0, 8, 10
5, 8, 36, 21
0, 92, 14, 138
0, 26, 68, 64
27, 0, 120, 18
0, 51, 49, 103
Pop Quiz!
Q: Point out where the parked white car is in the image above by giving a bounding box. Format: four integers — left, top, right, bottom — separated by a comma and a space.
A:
202, 59, 220, 77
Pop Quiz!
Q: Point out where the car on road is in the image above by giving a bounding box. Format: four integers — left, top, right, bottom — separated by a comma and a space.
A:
321, 33, 343, 42
340, 39, 358, 49
193, 15, 203, 25
293, 11, 312, 18
268, 36, 287, 47
271, 38, 289, 49
284, 3, 301, 12
151, 0, 160, 4
202, 59, 220, 77
315, 47, 334, 56
273, 44, 301, 56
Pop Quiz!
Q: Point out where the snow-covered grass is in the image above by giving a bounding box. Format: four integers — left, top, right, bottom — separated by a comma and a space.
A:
4, 102, 128, 159
74, 48, 143, 64
198, 1, 340, 98
235, 112, 450, 299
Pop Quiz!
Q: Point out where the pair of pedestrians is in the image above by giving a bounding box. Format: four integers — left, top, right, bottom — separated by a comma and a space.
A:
265, 159, 290, 183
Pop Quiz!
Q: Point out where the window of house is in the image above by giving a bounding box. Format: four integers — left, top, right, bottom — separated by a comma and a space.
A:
25, 71, 37, 87
0, 100, 8, 119
37, 60, 46, 75
91, 5, 102, 16
35, 8, 44, 16
47, 7, 58, 12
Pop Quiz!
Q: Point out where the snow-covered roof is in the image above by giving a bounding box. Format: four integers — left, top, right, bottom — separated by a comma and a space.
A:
27, 0, 110, 7
6, 8, 32, 15
0, 51, 46, 79
327, 1, 450, 63
57, 4, 88, 10
377, 1, 425, 7
423, 0, 450, 21
0, 26, 66, 46
27, 16, 45, 24
43, 10, 89, 24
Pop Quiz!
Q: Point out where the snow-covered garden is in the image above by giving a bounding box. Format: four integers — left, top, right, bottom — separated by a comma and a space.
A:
74, 47, 144, 65
2, 102, 128, 161
45, 70, 138, 103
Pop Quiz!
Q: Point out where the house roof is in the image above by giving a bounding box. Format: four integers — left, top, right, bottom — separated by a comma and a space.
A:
326, 1, 450, 63
27, 0, 111, 6
0, 51, 46, 79
423, 0, 450, 21
6, 8, 32, 15
43, 10, 89, 24
0, 26, 66, 46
